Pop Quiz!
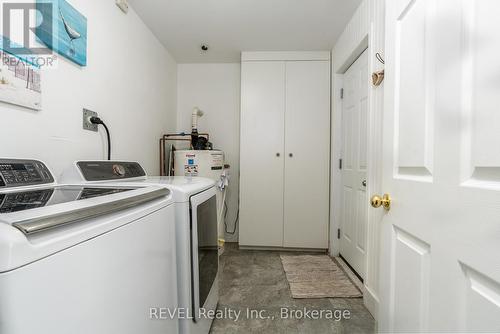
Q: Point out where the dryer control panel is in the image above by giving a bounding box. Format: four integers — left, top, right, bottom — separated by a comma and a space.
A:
77, 161, 146, 181
0, 159, 54, 188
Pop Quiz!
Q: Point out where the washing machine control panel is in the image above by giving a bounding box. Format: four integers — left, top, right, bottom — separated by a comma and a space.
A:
0, 159, 54, 188
77, 161, 146, 181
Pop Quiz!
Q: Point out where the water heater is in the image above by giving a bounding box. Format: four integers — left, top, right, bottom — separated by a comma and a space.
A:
174, 150, 224, 178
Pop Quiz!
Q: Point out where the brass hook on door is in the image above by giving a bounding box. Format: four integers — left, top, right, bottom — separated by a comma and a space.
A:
372, 70, 385, 86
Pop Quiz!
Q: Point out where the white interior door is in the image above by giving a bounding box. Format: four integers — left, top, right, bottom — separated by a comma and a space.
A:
340, 50, 369, 278
283, 61, 330, 249
239, 61, 285, 247
379, 0, 500, 332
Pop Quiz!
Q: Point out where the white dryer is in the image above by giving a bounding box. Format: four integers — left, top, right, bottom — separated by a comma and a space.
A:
61, 161, 220, 334
0, 159, 178, 334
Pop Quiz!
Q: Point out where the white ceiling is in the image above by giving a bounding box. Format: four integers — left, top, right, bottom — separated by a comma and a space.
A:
128, 0, 362, 63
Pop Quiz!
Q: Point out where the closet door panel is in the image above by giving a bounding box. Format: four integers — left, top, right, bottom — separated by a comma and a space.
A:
239, 61, 286, 247
283, 61, 331, 249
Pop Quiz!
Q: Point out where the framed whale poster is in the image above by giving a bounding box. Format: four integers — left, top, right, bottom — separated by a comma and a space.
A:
36, 0, 87, 66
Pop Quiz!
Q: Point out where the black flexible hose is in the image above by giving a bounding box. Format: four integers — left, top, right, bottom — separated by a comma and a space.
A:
224, 201, 239, 235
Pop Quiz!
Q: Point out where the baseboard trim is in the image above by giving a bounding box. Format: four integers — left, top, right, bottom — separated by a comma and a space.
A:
238, 245, 327, 252
363, 285, 379, 321
334, 256, 364, 292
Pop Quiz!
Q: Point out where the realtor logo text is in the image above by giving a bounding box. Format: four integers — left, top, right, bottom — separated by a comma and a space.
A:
150, 307, 351, 322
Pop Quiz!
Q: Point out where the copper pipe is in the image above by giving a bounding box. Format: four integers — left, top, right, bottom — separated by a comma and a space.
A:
162, 133, 209, 141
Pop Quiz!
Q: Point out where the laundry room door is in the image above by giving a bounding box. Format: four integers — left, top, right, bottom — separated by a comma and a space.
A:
339, 49, 369, 278
378, 0, 500, 332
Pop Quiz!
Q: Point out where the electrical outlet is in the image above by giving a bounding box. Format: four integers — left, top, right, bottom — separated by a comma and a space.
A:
83, 109, 98, 132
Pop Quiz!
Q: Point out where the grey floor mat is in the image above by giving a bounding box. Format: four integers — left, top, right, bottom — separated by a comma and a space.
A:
280, 254, 363, 299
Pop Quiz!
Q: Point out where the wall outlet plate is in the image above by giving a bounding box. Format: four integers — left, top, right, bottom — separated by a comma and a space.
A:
83, 109, 98, 132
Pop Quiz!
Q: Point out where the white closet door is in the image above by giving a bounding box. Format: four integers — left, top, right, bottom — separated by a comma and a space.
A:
283, 61, 330, 249
239, 61, 286, 247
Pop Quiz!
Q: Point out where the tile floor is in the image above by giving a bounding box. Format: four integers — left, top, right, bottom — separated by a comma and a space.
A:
210, 244, 375, 333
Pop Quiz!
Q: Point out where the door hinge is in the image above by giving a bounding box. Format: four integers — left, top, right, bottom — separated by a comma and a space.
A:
339, 159, 343, 170
337, 228, 341, 239
340, 88, 344, 99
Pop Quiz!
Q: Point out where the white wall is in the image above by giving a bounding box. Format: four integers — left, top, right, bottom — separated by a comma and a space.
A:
330, 0, 385, 320
176, 63, 241, 242
0, 0, 177, 177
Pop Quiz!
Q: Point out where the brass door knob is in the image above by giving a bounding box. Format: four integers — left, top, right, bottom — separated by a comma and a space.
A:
371, 194, 391, 211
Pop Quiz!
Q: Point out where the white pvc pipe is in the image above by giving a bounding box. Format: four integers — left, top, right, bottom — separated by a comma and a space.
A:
192, 107, 204, 132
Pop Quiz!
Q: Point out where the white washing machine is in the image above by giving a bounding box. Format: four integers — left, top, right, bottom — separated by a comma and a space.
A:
61, 161, 220, 334
0, 159, 178, 334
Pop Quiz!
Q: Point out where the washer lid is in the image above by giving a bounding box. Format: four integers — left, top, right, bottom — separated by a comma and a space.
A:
0, 186, 135, 214
0, 185, 172, 273
0, 186, 169, 235
77, 176, 216, 202
116, 176, 216, 202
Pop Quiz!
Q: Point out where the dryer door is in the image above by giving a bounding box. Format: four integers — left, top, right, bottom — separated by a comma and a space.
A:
190, 187, 218, 321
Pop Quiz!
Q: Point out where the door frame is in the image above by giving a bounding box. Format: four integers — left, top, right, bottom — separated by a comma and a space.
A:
329, 2, 385, 318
